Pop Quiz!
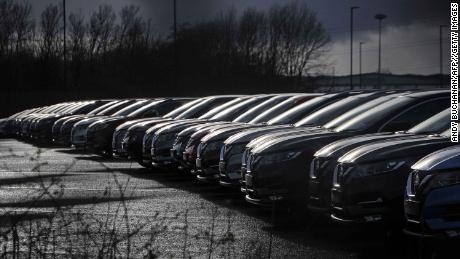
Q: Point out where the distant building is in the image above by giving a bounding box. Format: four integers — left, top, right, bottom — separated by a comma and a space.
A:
302, 73, 449, 92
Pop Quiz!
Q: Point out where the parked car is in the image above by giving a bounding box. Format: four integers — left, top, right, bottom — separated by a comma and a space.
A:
238, 92, 413, 190
0, 108, 39, 138
52, 100, 118, 144
209, 92, 392, 187
113, 95, 240, 166
308, 108, 453, 214
29, 100, 113, 143
154, 95, 275, 170
20, 102, 81, 140
55, 100, 139, 146
404, 145, 460, 239
70, 99, 148, 150
147, 96, 254, 168
84, 98, 194, 156
177, 92, 362, 173
243, 90, 449, 207
330, 128, 456, 224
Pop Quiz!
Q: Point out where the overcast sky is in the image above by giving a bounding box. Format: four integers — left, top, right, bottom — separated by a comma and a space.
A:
26, 0, 450, 76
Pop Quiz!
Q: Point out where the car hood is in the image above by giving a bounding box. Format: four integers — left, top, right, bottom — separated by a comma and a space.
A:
247, 127, 324, 149
63, 115, 93, 124
177, 121, 229, 137
411, 145, 460, 171
224, 125, 294, 145
116, 118, 163, 131
314, 132, 421, 159
201, 124, 261, 143
338, 135, 452, 164
154, 120, 204, 135
75, 116, 110, 127
251, 130, 345, 155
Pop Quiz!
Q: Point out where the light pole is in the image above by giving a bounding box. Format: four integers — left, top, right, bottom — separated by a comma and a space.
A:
375, 13, 387, 87
63, 0, 67, 91
359, 42, 364, 88
440, 25, 448, 87
173, 0, 177, 87
350, 6, 359, 90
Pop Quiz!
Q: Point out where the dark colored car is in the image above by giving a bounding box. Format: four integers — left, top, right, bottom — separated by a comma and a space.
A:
308, 108, 453, 214
404, 145, 460, 239
114, 95, 239, 166
58, 100, 140, 146
29, 100, 113, 143
218, 91, 394, 187
330, 128, 456, 224
84, 98, 193, 156
52, 100, 118, 145
182, 92, 362, 173
0, 108, 39, 138
193, 94, 315, 180
171, 95, 276, 171
20, 102, 81, 140
243, 90, 449, 206
147, 96, 254, 168
70, 99, 148, 150
236, 92, 411, 190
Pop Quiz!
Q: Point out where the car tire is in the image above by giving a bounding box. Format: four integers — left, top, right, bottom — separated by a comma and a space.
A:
137, 159, 153, 168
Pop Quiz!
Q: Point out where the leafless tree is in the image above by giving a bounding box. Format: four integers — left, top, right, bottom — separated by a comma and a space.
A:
237, 8, 267, 71
69, 12, 86, 59
268, 2, 329, 78
11, 1, 34, 54
68, 12, 86, 88
88, 5, 116, 58
39, 4, 61, 59
0, 0, 15, 55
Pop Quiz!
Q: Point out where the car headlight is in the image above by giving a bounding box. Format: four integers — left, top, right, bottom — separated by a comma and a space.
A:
310, 157, 331, 179
254, 150, 302, 168
202, 141, 222, 155
91, 122, 109, 131
409, 171, 460, 196
354, 158, 413, 177
156, 133, 176, 144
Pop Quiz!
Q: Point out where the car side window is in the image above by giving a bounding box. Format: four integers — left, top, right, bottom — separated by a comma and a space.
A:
380, 98, 449, 132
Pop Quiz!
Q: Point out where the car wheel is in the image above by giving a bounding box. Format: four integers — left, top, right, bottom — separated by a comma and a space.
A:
137, 159, 153, 168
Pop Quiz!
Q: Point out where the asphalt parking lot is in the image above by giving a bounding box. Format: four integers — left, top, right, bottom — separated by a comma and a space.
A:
0, 139, 410, 258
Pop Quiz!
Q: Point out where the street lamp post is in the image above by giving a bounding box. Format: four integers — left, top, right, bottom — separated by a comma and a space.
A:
440, 25, 448, 87
63, 0, 67, 91
359, 42, 364, 88
375, 13, 387, 88
350, 6, 359, 90
173, 0, 177, 87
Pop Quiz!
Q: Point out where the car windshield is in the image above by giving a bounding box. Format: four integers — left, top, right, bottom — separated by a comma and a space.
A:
408, 108, 450, 134
233, 95, 290, 123
332, 96, 414, 132
210, 97, 269, 121
97, 100, 131, 115
89, 101, 118, 115
175, 97, 234, 119
198, 98, 247, 119
112, 100, 149, 116
323, 94, 400, 130
127, 100, 165, 117
249, 95, 315, 124
267, 95, 339, 125
295, 94, 378, 127
162, 98, 203, 118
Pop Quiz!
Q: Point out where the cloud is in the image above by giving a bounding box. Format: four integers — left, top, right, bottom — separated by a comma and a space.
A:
326, 21, 448, 75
